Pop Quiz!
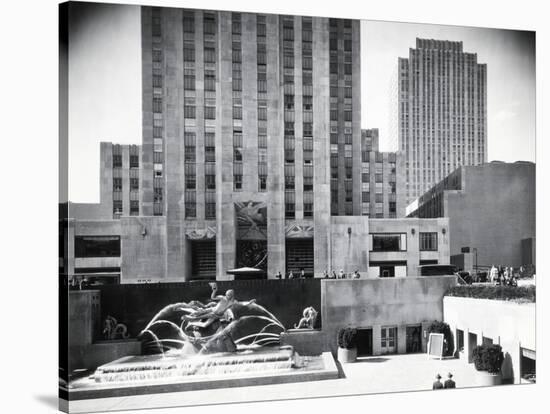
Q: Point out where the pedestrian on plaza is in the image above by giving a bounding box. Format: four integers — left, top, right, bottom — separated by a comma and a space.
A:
432, 374, 444, 390
339, 269, 345, 279
300, 268, 306, 278
288, 270, 294, 279
353, 270, 360, 279
331, 270, 337, 279
489, 265, 497, 284
498, 266, 504, 285
444, 372, 456, 389
275, 270, 282, 279
323, 270, 329, 278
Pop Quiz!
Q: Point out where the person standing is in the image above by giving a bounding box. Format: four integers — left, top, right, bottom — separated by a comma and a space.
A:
275, 270, 282, 279
288, 270, 294, 279
432, 374, 444, 390
353, 270, 360, 279
300, 268, 305, 278
339, 269, 345, 279
444, 373, 456, 389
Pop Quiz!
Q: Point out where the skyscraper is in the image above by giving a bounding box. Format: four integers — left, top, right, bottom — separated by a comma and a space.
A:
138, 7, 362, 279
398, 38, 487, 206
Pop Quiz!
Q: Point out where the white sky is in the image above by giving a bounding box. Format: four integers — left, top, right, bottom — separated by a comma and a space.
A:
362, 20, 536, 156
68, 5, 536, 202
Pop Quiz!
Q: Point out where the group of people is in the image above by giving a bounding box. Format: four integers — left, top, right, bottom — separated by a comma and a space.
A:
274, 268, 311, 279
323, 269, 361, 279
432, 372, 456, 389
488, 265, 517, 286
274, 268, 362, 279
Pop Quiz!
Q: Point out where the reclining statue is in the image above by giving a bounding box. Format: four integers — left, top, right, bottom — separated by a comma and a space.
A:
181, 283, 256, 330
294, 306, 318, 329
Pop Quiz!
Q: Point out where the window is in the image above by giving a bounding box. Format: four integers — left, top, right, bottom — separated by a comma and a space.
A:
75, 236, 120, 258
153, 187, 163, 202
205, 174, 216, 190
204, 105, 216, 119
112, 154, 122, 168
153, 163, 163, 177
420, 232, 438, 251
370, 233, 407, 252
184, 103, 195, 119
204, 47, 216, 63
234, 175, 242, 190
113, 178, 122, 192
205, 70, 216, 91
259, 175, 267, 191
129, 200, 139, 216
183, 45, 195, 62
203, 14, 216, 35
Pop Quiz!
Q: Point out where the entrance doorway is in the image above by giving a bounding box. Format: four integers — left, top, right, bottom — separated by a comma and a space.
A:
285, 239, 314, 277
381, 326, 397, 354
191, 240, 216, 280
356, 328, 373, 357
406, 325, 422, 353
468, 332, 478, 363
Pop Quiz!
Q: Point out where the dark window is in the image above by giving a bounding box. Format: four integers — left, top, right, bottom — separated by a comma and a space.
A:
371, 234, 406, 252
420, 232, 438, 251
75, 236, 120, 258
130, 178, 139, 191
234, 175, 242, 190
113, 178, 122, 192
204, 105, 216, 119
205, 174, 216, 190
129, 155, 139, 168
130, 200, 139, 216
259, 175, 267, 191
205, 70, 216, 91
112, 155, 122, 168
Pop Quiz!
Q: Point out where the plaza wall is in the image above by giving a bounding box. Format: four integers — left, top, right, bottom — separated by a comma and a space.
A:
321, 276, 456, 355
68, 290, 140, 371
91, 278, 321, 339
443, 296, 535, 384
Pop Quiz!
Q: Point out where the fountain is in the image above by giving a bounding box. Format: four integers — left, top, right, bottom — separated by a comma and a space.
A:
67, 284, 338, 400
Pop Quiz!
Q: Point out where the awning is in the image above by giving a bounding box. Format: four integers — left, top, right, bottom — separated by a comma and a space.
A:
521, 348, 536, 359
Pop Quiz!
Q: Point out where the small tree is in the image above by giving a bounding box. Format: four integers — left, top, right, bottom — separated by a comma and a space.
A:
337, 327, 357, 349
472, 344, 504, 374
472, 345, 485, 371
483, 344, 504, 374
427, 321, 454, 357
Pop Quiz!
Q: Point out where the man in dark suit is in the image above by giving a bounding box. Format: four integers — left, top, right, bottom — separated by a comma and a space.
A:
432, 374, 444, 390
444, 372, 456, 389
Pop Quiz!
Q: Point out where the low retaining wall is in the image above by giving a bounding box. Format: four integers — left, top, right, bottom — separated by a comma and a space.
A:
281, 330, 326, 356
89, 279, 322, 339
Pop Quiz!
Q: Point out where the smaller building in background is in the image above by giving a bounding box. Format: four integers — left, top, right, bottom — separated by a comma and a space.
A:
406, 161, 535, 273
360, 129, 406, 218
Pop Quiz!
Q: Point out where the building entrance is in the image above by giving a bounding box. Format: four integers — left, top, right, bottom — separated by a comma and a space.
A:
285, 239, 314, 277
381, 326, 397, 354
356, 328, 373, 357
468, 332, 478, 363
406, 325, 422, 353
191, 240, 216, 280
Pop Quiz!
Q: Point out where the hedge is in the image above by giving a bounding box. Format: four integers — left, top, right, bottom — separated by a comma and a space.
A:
445, 285, 535, 303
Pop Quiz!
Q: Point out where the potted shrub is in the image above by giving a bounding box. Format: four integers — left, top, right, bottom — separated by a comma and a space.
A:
337, 327, 357, 363
473, 344, 504, 386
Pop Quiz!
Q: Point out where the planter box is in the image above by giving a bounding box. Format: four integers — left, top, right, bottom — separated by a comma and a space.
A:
476, 370, 502, 386
337, 347, 357, 364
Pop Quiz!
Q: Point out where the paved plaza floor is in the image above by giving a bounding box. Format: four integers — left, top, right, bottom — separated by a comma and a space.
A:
67, 353, 506, 413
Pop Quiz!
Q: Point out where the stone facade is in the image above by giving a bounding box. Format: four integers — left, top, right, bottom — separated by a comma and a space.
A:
407, 161, 535, 268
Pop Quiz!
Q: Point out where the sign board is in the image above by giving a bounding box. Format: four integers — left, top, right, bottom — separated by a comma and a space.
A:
427, 333, 444, 359
461, 246, 470, 253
